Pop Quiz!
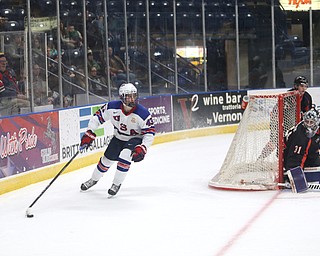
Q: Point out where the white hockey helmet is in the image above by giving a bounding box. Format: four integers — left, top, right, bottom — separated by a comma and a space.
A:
119, 82, 138, 108
303, 108, 320, 138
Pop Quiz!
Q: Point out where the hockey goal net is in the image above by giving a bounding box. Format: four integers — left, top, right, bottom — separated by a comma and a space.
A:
209, 91, 300, 190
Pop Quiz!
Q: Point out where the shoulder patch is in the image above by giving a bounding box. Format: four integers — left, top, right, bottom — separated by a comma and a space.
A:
107, 101, 122, 110
133, 104, 151, 120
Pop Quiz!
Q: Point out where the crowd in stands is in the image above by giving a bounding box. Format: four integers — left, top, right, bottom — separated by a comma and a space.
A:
0, 1, 208, 116
0, 16, 134, 116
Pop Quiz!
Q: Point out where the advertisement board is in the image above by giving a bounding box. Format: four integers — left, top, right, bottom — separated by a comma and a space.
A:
138, 95, 172, 133
59, 104, 114, 161
172, 91, 247, 131
280, 0, 317, 11
0, 111, 59, 178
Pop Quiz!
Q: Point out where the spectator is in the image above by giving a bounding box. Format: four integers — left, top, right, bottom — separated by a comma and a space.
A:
68, 66, 86, 95
60, 21, 74, 49
108, 46, 138, 87
47, 45, 59, 94
87, 49, 101, 74
5, 34, 24, 76
32, 63, 51, 106
47, 91, 60, 108
248, 55, 267, 89
62, 66, 78, 100
74, 67, 87, 91
89, 66, 106, 96
66, 24, 83, 49
87, 16, 104, 50
0, 53, 30, 116
17, 69, 26, 95
32, 36, 45, 65
0, 17, 7, 30
63, 95, 73, 108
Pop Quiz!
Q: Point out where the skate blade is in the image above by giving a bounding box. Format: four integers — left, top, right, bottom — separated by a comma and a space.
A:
107, 194, 116, 199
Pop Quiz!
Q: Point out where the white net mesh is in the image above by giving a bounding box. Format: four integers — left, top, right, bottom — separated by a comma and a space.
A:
209, 91, 299, 190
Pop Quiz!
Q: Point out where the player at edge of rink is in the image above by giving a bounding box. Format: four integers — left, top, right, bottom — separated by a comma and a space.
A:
80, 82, 155, 197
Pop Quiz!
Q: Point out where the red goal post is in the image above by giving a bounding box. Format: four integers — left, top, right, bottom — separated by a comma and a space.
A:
209, 91, 300, 191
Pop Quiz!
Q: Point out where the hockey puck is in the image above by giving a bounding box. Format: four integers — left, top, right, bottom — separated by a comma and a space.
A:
26, 208, 34, 218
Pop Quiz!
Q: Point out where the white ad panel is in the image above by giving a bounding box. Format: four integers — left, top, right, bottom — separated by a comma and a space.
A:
59, 104, 114, 161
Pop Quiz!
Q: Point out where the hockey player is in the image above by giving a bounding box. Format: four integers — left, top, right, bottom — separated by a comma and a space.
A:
289, 75, 312, 113
283, 107, 320, 172
257, 78, 311, 160
243, 76, 312, 114
80, 83, 155, 196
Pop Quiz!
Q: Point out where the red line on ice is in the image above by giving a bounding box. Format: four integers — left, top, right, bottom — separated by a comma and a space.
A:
215, 190, 281, 256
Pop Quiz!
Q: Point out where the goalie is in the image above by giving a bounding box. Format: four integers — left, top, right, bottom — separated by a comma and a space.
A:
283, 107, 320, 185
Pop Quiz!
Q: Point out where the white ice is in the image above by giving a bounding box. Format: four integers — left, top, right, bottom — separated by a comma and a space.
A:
1, 133, 320, 256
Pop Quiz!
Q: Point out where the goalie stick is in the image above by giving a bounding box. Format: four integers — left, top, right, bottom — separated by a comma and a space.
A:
240, 167, 320, 193
240, 179, 290, 189
240, 180, 320, 191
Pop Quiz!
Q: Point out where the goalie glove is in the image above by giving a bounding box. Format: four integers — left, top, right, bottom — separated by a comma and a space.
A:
131, 145, 147, 162
80, 130, 96, 149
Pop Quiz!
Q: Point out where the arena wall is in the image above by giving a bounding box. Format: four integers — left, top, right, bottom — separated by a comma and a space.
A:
1, 88, 319, 195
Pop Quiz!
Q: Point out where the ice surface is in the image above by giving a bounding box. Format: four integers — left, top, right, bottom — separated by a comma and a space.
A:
1, 134, 319, 256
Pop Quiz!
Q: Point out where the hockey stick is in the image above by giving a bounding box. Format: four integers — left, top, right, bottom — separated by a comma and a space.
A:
240, 179, 320, 191
25, 149, 81, 218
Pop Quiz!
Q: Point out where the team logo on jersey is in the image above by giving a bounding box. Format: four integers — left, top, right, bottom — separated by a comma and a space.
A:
113, 115, 120, 121
131, 117, 136, 123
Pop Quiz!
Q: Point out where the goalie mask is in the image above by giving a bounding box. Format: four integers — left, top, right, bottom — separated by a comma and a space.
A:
119, 83, 138, 108
303, 109, 320, 138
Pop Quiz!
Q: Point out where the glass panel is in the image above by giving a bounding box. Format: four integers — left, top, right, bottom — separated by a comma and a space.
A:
238, 0, 252, 89
29, 0, 68, 109
239, 0, 271, 90
313, 8, 320, 87
32, 32, 50, 107
107, 1, 127, 94
205, 0, 234, 91
0, 0, 29, 116
176, 1, 203, 93
149, 1, 176, 94
126, 0, 150, 96
1, 0, 318, 116
276, 1, 311, 89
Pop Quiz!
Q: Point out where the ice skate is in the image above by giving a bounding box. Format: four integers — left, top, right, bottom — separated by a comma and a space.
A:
108, 183, 121, 197
80, 179, 98, 191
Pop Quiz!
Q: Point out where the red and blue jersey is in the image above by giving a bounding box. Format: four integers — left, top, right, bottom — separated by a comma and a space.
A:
87, 100, 155, 148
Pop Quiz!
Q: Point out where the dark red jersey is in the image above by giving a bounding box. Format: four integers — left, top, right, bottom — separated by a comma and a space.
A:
0, 69, 19, 98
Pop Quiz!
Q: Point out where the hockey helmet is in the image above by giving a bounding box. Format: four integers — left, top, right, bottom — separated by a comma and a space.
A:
303, 108, 320, 138
294, 75, 308, 89
119, 82, 138, 108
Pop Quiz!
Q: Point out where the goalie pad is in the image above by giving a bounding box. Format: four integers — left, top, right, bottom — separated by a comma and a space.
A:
287, 167, 308, 193
304, 167, 320, 182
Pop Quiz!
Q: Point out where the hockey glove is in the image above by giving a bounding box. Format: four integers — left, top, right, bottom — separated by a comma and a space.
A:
0, 81, 5, 93
80, 130, 96, 149
131, 145, 147, 162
